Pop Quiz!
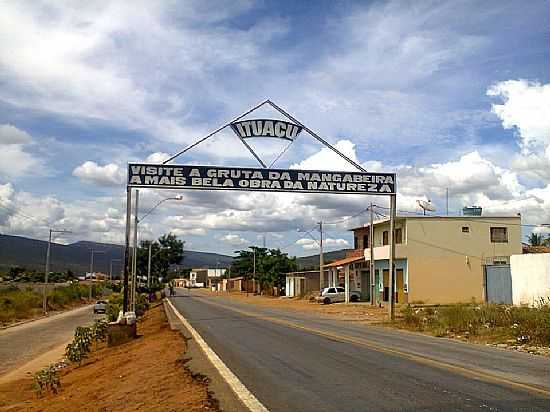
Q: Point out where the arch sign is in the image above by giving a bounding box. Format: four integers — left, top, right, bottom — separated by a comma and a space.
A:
123, 99, 398, 317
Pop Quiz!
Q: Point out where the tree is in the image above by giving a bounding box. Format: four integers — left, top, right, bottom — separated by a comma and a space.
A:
136, 233, 184, 286
528, 232, 543, 246
230, 247, 297, 291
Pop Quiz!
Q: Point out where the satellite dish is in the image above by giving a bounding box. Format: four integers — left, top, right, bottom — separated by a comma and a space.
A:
417, 199, 436, 215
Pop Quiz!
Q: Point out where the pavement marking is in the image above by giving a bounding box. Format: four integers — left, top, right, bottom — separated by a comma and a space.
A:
165, 298, 269, 412
190, 294, 550, 399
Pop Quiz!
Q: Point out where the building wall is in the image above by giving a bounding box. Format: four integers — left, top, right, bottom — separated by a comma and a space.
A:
511, 253, 550, 306
404, 217, 522, 304
357, 216, 522, 304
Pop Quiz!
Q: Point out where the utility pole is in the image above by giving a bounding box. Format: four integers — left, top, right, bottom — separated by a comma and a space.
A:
131, 189, 139, 311
89, 249, 105, 300
446, 188, 449, 216
252, 247, 256, 295
43, 229, 52, 315
147, 241, 152, 289
109, 259, 121, 282
123, 187, 132, 313
369, 203, 375, 306
319, 221, 324, 290
388, 194, 396, 321
43, 228, 72, 314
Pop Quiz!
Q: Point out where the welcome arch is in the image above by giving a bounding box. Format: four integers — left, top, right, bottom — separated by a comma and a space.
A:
123, 100, 398, 317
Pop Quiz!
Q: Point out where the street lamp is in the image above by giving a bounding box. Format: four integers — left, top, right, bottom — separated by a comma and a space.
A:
138, 195, 184, 224
89, 249, 105, 300
43, 228, 72, 314
130, 194, 183, 310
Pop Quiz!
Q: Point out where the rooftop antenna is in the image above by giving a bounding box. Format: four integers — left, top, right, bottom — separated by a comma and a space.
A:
417, 199, 436, 216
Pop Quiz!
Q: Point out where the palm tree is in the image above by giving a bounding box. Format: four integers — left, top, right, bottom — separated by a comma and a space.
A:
528, 232, 543, 246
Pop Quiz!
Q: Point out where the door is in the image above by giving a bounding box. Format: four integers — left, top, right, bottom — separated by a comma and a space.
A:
485, 265, 512, 304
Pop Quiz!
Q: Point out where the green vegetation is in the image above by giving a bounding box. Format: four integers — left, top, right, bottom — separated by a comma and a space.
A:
33, 364, 61, 395
528, 232, 550, 246
135, 233, 185, 285
0, 283, 103, 325
231, 247, 298, 292
400, 300, 550, 345
64, 319, 108, 366
0, 266, 77, 283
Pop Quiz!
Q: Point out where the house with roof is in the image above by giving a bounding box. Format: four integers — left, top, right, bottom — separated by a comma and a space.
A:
322, 215, 522, 304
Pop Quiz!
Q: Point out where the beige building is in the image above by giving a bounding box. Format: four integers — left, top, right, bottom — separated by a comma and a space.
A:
333, 215, 522, 304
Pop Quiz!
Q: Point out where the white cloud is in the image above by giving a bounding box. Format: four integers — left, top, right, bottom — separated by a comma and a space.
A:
290, 140, 361, 171
73, 161, 125, 186
488, 80, 550, 150
218, 233, 249, 246
145, 152, 171, 163
296, 237, 349, 250
0, 124, 32, 145
171, 227, 207, 237
0, 124, 39, 178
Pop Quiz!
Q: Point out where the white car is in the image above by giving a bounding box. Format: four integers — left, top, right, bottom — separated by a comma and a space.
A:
316, 287, 361, 304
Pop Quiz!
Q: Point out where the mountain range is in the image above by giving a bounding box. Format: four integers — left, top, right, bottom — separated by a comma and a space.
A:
0, 234, 233, 276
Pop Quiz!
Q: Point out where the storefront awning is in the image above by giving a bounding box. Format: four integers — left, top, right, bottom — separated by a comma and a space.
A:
324, 255, 364, 268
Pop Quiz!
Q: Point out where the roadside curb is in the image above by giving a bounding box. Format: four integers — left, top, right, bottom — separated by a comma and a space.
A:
0, 304, 94, 331
165, 298, 269, 412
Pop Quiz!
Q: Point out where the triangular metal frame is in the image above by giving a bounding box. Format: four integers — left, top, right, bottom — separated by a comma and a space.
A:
162, 99, 367, 173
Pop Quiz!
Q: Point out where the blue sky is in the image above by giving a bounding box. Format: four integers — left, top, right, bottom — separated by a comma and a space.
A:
0, 0, 549, 256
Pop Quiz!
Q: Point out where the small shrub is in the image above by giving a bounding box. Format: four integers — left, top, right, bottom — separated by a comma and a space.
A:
92, 319, 108, 342
33, 365, 61, 395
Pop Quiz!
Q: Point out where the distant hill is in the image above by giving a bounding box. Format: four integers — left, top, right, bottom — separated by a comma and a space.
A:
296, 249, 349, 270
0, 234, 233, 276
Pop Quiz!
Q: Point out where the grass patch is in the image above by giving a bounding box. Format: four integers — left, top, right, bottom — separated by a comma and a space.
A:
399, 301, 550, 346
0, 283, 103, 325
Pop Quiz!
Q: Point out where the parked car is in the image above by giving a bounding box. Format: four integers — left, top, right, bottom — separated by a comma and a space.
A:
93, 300, 108, 314
316, 287, 361, 304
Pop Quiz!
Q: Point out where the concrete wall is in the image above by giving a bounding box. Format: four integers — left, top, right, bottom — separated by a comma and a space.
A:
511, 254, 550, 306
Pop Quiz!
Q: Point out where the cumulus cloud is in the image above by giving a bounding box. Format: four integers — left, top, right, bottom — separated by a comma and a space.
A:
73, 161, 125, 186
296, 237, 349, 250
218, 233, 249, 246
146, 152, 171, 163
0, 124, 32, 145
290, 140, 361, 171
488, 80, 550, 150
0, 124, 39, 178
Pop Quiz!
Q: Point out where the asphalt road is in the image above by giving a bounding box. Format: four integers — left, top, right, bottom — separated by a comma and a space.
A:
170, 289, 550, 412
0, 305, 97, 376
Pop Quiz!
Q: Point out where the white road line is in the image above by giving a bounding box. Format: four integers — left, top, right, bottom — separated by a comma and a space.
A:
166, 298, 269, 412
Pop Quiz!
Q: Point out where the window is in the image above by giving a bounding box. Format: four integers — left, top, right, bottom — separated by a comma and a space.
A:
354, 236, 358, 249
328, 288, 336, 294
363, 234, 369, 248
395, 228, 403, 244
383, 230, 389, 245
490, 227, 508, 243
462, 226, 470, 233
336, 287, 345, 293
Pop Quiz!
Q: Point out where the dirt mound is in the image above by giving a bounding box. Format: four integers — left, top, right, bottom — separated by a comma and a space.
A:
0, 304, 219, 411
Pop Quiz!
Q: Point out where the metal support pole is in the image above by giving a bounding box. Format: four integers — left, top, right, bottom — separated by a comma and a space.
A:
43, 229, 52, 314
123, 187, 132, 313
89, 250, 94, 301
345, 265, 350, 304
370, 203, 375, 306
319, 221, 324, 290
147, 241, 152, 289
389, 194, 396, 320
132, 189, 139, 311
